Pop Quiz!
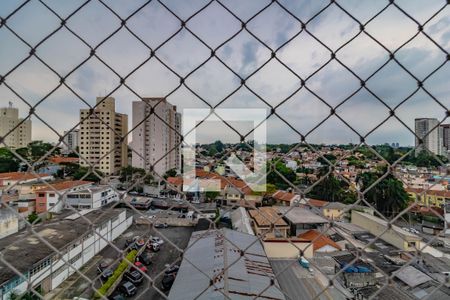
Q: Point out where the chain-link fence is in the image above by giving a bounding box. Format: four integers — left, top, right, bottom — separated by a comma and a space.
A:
0, 0, 449, 299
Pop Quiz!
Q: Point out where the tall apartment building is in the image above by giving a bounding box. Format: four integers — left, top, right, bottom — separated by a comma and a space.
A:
62, 129, 79, 153
415, 118, 442, 156
440, 124, 450, 156
0, 103, 31, 148
79, 97, 128, 175
132, 98, 181, 176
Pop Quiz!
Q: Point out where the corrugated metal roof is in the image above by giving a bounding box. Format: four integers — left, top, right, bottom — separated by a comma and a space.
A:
394, 266, 432, 288
169, 228, 285, 300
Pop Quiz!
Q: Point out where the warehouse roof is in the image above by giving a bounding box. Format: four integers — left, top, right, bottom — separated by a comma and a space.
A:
0, 208, 125, 286
169, 228, 285, 300
276, 207, 328, 224
394, 266, 432, 288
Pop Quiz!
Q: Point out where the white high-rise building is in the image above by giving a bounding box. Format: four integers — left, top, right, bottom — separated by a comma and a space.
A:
0, 102, 31, 148
79, 97, 128, 175
131, 98, 181, 176
415, 118, 442, 156
62, 129, 79, 153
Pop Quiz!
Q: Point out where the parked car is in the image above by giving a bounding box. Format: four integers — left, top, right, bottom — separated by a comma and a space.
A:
410, 228, 420, 234
100, 268, 113, 281
164, 264, 179, 275
150, 199, 169, 210
134, 237, 146, 248
151, 236, 164, 246
147, 242, 160, 252
161, 274, 176, 291
97, 262, 109, 274
124, 270, 143, 285
108, 294, 126, 300
154, 223, 169, 229
118, 281, 137, 297
124, 238, 136, 250
137, 252, 152, 265
133, 261, 148, 273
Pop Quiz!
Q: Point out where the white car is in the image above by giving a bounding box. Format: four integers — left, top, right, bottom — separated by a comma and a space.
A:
410, 228, 419, 234
151, 236, 164, 246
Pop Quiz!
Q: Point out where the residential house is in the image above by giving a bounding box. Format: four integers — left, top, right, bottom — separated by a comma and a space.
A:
271, 190, 300, 206
0, 172, 53, 188
248, 207, 290, 238
406, 187, 450, 207
298, 229, 341, 253
276, 206, 329, 236
66, 186, 119, 210
323, 202, 348, 220
35, 181, 93, 213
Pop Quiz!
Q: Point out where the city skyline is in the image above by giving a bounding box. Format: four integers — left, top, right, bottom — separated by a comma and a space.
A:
2, 99, 449, 148
0, 1, 449, 146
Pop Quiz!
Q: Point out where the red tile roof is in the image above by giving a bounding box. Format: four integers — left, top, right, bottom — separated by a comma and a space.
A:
35, 180, 92, 192
183, 169, 252, 195
406, 187, 450, 197
272, 190, 297, 202
305, 198, 329, 208
298, 229, 341, 251
408, 204, 444, 216
0, 172, 51, 181
167, 177, 183, 186
49, 156, 79, 164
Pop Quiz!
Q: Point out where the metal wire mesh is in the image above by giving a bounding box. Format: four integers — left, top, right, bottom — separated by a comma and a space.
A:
0, 0, 449, 299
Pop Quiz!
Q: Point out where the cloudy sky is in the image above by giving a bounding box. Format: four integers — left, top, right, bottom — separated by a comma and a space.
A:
0, 0, 449, 146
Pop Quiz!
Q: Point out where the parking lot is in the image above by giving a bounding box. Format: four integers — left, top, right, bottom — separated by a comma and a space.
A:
55, 214, 194, 300
115, 225, 193, 299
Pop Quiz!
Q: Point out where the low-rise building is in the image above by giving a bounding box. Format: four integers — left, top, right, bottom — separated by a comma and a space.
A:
276, 206, 329, 236
271, 190, 300, 206
248, 207, 290, 238
35, 181, 93, 214
298, 229, 342, 253
0, 172, 53, 188
351, 211, 422, 251
66, 186, 119, 209
406, 187, 450, 207
0, 208, 132, 299
323, 202, 348, 220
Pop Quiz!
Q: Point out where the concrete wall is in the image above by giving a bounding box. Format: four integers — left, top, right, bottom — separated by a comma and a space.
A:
263, 241, 314, 259
0, 214, 18, 239
323, 208, 345, 220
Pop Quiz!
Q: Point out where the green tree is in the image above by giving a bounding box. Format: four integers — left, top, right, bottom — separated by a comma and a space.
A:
27, 212, 40, 224
266, 161, 296, 190
27, 141, 58, 162
163, 168, 177, 179
205, 191, 220, 201
358, 170, 410, 217
0, 148, 19, 172
73, 167, 104, 182
308, 175, 342, 202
